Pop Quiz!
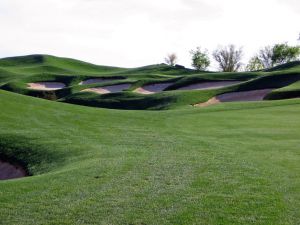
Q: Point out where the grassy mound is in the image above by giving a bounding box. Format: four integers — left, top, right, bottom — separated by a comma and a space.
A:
2, 55, 300, 224
1, 89, 300, 224
1, 55, 300, 110
264, 61, 300, 72
266, 80, 300, 100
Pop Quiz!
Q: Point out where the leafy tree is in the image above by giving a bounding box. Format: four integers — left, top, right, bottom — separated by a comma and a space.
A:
213, 45, 243, 72
164, 53, 177, 66
253, 43, 300, 69
190, 47, 210, 70
246, 56, 264, 71
272, 43, 300, 65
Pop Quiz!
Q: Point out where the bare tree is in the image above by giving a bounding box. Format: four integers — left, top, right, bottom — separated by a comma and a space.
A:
256, 43, 300, 69
258, 46, 274, 69
164, 53, 177, 66
212, 45, 243, 72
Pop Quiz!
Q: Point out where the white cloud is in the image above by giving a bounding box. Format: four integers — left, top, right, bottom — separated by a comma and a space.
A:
0, 0, 299, 68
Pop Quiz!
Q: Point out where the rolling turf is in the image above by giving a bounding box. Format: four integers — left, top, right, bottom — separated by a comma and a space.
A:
0, 55, 300, 224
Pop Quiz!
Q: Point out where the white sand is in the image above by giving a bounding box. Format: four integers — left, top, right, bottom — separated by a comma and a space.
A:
82, 83, 131, 94
177, 81, 240, 91
196, 89, 274, 107
27, 82, 66, 90
0, 160, 27, 180
79, 78, 118, 85
134, 83, 173, 95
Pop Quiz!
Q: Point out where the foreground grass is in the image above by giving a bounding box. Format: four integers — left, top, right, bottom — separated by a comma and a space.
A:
0, 90, 300, 224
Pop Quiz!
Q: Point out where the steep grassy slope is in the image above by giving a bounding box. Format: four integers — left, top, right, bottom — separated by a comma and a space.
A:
266, 80, 300, 100
264, 61, 300, 72
1, 90, 300, 224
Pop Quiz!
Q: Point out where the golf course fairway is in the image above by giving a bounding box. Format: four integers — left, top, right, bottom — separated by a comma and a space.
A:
1, 89, 300, 224
1, 55, 300, 224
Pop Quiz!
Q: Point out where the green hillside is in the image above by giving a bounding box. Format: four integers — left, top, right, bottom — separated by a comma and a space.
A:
1, 55, 300, 224
1, 89, 300, 224
1, 55, 300, 110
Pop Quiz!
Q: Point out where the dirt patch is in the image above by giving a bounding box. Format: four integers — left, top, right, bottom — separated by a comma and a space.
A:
134, 83, 174, 95
195, 89, 274, 107
27, 82, 66, 90
177, 81, 240, 91
79, 78, 118, 85
0, 160, 28, 180
82, 83, 131, 94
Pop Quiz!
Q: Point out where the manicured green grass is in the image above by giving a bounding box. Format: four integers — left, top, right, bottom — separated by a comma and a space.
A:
1, 55, 300, 224
0, 54, 126, 75
1, 90, 300, 224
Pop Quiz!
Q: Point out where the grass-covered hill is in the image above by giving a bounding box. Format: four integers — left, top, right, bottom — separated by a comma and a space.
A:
1, 86, 300, 224
0, 54, 300, 224
1, 54, 300, 110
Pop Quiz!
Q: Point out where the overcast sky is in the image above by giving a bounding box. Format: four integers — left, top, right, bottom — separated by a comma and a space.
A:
0, 0, 299, 68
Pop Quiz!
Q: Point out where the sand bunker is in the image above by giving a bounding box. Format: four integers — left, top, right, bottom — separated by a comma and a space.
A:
0, 160, 27, 180
134, 82, 173, 95
177, 81, 240, 91
82, 83, 131, 94
27, 82, 66, 90
79, 78, 118, 85
196, 89, 274, 107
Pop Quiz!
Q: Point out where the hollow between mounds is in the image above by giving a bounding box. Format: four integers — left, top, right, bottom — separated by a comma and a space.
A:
0, 159, 28, 180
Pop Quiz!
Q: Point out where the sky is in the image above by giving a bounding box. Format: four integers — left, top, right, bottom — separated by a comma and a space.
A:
0, 0, 299, 69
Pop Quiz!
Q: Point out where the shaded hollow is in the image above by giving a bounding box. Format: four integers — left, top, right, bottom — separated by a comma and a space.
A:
0, 158, 28, 180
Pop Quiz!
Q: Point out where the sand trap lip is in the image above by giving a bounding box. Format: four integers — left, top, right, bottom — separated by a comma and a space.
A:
27, 82, 66, 90
196, 89, 274, 107
134, 82, 174, 95
0, 160, 27, 180
79, 78, 119, 85
82, 83, 131, 94
177, 81, 240, 91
